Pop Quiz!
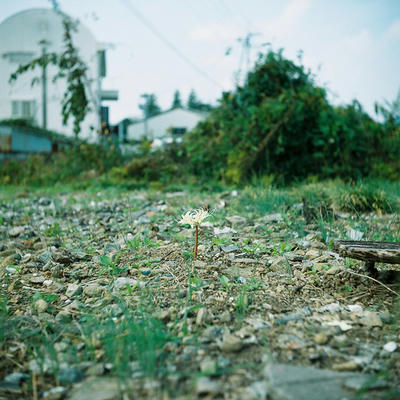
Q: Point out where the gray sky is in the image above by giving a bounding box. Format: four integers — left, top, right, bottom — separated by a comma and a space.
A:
1, 0, 400, 123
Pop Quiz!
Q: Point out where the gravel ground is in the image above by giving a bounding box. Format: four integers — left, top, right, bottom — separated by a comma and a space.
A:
0, 188, 399, 399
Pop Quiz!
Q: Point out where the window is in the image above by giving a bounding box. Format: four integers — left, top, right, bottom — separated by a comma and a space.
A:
171, 127, 187, 136
11, 100, 36, 119
4, 52, 34, 64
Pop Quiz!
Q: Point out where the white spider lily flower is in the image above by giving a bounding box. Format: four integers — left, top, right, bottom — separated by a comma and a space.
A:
179, 211, 195, 227
192, 208, 210, 225
179, 208, 210, 227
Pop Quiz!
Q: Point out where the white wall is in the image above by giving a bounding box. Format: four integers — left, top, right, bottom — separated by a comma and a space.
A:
0, 9, 101, 141
126, 108, 207, 141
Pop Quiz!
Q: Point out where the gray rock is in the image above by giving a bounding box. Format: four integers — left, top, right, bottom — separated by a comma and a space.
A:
196, 376, 221, 395
9, 226, 25, 237
263, 363, 381, 400
200, 358, 218, 374
4, 372, 29, 386
113, 277, 139, 290
104, 243, 120, 254
66, 283, 83, 297
86, 363, 105, 376
226, 215, 247, 225
34, 299, 48, 313
64, 299, 83, 312
196, 307, 209, 326
30, 275, 45, 284
346, 304, 363, 312
324, 265, 342, 275
347, 228, 364, 240
296, 239, 311, 249
220, 310, 231, 323
52, 249, 74, 265
193, 260, 207, 268
39, 251, 53, 264
343, 376, 389, 391
42, 386, 67, 400
68, 377, 122, 400
57, 367, 83, 384
314, 332, 329, 345
317, 303, 340, 313
233, 258, 263, 265
220, 245, 239, 253
243, 380, 269, 400
274, 307, 312, 325
359, 311, 383, 327
219, 332, 244, 352
258, 213, 283, 224
285, 252, 305, 262
202, 326, 223, 342
379, 311, 393, 324
83, 283, 104, 297
269, 256, 289, 274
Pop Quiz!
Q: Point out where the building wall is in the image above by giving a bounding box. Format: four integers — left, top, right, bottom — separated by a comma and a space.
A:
126, 108, 207, 141
0, 9, 101, 142
0, 125, 51, 153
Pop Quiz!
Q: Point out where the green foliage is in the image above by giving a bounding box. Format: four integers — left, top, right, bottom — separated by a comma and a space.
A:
112, 144, 187, 183
9, 17, 90, 137
139, 94, 162, 118
187, 89, 213, 112
232, 179, 399, 215
335, 182, 397, 214
171, 90, 183, 109
0, 142, 122, 186
184, 49, 398, 184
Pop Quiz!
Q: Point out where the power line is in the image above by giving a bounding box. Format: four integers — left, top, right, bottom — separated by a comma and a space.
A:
119, 0, 225, 89
219, 0, 254, 31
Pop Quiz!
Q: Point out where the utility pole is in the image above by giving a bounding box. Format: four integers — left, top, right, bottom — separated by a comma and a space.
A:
40, 40, 49, 130
140, 93, 149, 136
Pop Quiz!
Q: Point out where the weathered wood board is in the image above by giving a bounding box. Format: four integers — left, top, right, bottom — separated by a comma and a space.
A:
333, 240, 400, 271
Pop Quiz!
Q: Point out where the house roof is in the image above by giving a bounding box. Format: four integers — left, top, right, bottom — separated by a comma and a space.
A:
126, 107, 209, 126
0, 121, 75, 144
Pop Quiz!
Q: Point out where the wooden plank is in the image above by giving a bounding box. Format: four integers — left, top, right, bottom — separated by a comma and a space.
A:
333, 240, 400, 264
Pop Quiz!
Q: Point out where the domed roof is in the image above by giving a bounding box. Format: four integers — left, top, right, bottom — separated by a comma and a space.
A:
0, 8, 96, 55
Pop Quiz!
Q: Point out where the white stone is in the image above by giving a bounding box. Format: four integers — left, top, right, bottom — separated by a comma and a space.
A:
346, 305, 363, 312
34, 299, 48, 313
114, 277, 139, 290
347, 228, 364, 241
317, 303, 341, 313
383, 341, 397, 352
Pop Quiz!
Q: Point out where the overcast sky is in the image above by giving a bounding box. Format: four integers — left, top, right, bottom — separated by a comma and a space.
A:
1, 0, 399, 124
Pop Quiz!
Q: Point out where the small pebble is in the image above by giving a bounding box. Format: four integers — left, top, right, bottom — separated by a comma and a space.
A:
383, 342, 397, 353
314, 332, 329, 345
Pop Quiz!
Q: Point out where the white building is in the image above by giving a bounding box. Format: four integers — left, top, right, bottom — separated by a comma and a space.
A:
0, 8, 117, 141
125, 108, 208, 144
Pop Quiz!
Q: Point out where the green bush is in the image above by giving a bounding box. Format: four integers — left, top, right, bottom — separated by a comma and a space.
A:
335, 183, 397, 214
184, 49, 396, 184
0, 142, 122, 186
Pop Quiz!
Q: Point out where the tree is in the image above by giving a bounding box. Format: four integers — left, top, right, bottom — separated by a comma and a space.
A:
187, 89, 201, 110
139, 94, 161, 118
185, 49, 387, 183
171, 90, 183, 109
9, 15, 91, 138
187, 89, 212, 112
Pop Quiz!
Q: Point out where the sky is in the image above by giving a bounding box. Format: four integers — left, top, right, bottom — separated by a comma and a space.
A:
1, 0, 400, 124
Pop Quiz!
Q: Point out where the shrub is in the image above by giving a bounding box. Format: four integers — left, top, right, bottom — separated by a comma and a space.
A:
184, 49, 395, 184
